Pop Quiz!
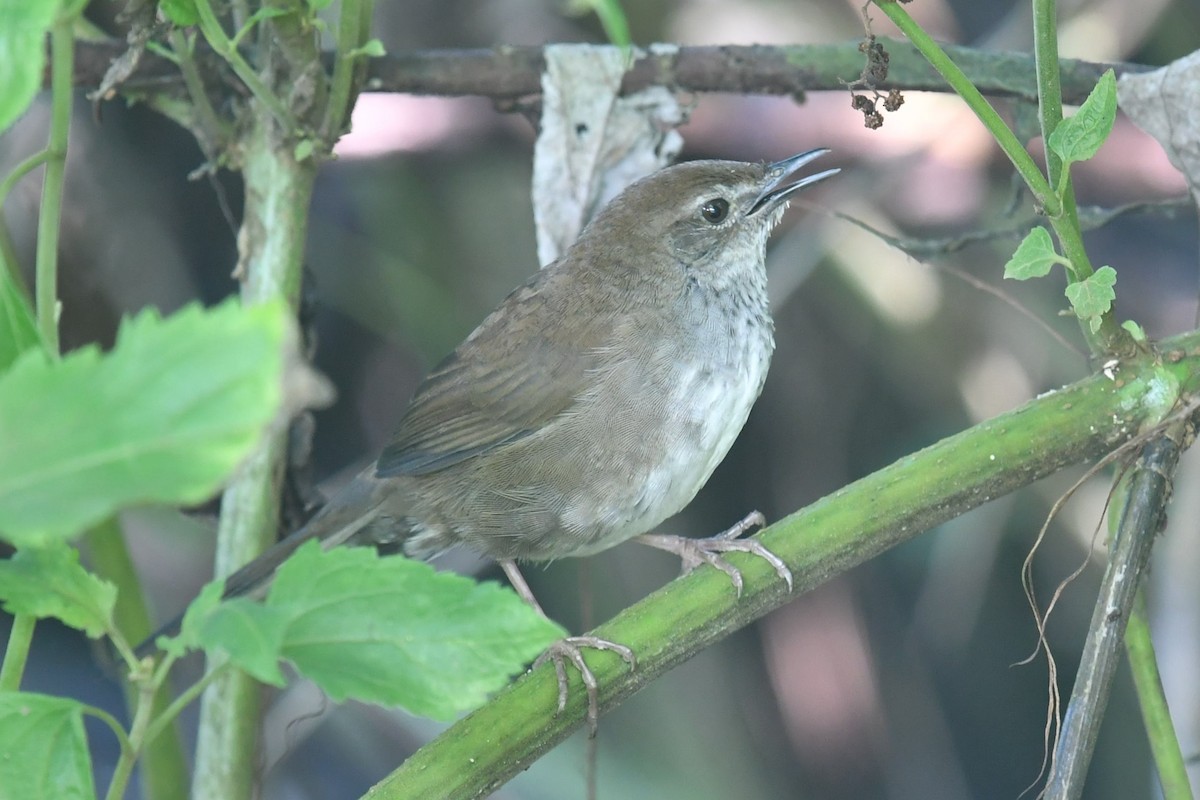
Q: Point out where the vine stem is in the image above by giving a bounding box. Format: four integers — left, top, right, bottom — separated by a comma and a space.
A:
192, 0, 297, 131
0, 5, 79, 703
0, 615, 35, 691
876, 0, 1130, 357
1125, 588, 1193, 798
34, 13, 75, 353
871, 1, 1058, 214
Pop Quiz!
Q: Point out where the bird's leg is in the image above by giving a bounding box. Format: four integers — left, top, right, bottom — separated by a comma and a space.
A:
636, 511, 793, 597
499, 560, 635, 736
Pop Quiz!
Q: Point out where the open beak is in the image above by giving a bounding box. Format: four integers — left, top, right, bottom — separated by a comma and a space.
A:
749, 148, 840, 215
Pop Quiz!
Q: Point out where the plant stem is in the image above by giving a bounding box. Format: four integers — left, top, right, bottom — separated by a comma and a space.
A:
878, 0, 1129, 357
1, 9, 76, 701
144, 661, 226, 747
34, 15, 75, 354
1125, 588, 1193, 799
1029, 0, 1127, 356
193, 0, 297, 132
83, 517, 190, 800
83, 704, 135, 757
321, 0, 371, 141
0, 151, 50, 209
1032, 0, 1067, 200
191, 119, 317, 800
105, 667, 159, 800
168, 28, 230, 160
1045, 429, 1183, 799
0, 614, 35, 691
872, 0, 1058, 215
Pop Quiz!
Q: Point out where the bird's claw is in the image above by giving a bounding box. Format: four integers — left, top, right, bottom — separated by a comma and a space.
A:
534, 635, 636, 737
637, 511, 793, 596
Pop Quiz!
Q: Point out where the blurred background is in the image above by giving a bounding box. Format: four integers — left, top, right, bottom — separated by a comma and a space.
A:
2, 0, 1198, 798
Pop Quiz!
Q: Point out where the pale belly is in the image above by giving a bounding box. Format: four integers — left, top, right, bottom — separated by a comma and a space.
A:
560, 333, 773, 556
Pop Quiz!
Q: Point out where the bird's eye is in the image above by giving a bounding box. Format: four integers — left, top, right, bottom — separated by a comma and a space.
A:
700, 198, 730, 224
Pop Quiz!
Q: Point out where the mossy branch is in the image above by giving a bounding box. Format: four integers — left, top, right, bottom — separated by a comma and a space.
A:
369, 335, 1200, 799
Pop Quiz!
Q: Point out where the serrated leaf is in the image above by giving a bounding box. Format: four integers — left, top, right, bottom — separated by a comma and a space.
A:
1048, 69, 1117, 165
158, 578, 226, 657
1065, 266, 1117, 322
0, 264, 42, 372
0, 299, 288, 546
1003, 227, 1065, 280
162, 580, 288, 683
0, 1, 58, 135
0, 693, 95, 800
160, 0, 198, 26
267, 542, 564, 719
0, 545, 115, 638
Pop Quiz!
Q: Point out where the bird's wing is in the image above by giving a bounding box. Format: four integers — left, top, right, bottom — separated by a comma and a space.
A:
376, 268, 606, 477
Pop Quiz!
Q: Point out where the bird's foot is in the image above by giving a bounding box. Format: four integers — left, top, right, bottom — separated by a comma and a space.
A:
637, 511, 793, 596
500, 559, 635, 736
534, 636, 636, 737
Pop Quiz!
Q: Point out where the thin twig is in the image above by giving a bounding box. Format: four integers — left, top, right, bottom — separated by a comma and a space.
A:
831, 210, 1085, 359
1044, 424, 1187, 799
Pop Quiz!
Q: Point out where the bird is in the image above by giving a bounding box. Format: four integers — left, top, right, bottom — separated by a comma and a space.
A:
165, 149, 838, 731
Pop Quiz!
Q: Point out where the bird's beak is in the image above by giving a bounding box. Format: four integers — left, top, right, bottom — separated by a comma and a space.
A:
749, 148, 840, 215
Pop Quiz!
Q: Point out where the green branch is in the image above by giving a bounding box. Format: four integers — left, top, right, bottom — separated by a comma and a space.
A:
1126, 588, 1193, 799
0, 614, 35, 691
320, 0, 371, 141
168, 28, 231, 159
191, 114, 318, 800
1032, 0, 1068, 196
34, 15, 75, 354
0, 7, 78, 705
369, 332, 1200, 799
83, 517, 191, 800
1045, 427, 1184, 798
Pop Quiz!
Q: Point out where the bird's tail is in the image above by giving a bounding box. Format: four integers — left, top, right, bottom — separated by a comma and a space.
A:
136, 469, 388, 655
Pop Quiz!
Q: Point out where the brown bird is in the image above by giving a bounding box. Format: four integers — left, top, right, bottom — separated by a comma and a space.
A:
201, 149, 838, 729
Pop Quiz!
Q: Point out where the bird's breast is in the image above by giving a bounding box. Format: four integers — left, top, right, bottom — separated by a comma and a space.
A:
558, 296, 775, 554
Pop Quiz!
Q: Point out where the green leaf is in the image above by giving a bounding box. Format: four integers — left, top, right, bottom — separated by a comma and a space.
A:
0, 0, 59, 135
1048, 69, 1116, 165
196, 598, 289, 685
158, 578, 226, 657
1121, 319, 1147, 343
160, 0, 198, 26
293, 138, 315, 163
346, 38, 386, 59
0, 545, 115, 637
0, 299, 289, 547
566, 0, 632, 50
0, 264, 42, 372
0, 693, 96, 800
1003, 227, 1066, 280
267, 542, 565, 719
1065, 266, 1117, 329
161, 579, 288, 683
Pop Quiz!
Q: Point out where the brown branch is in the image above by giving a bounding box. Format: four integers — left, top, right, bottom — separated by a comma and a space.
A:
74, 40, 1150, 104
